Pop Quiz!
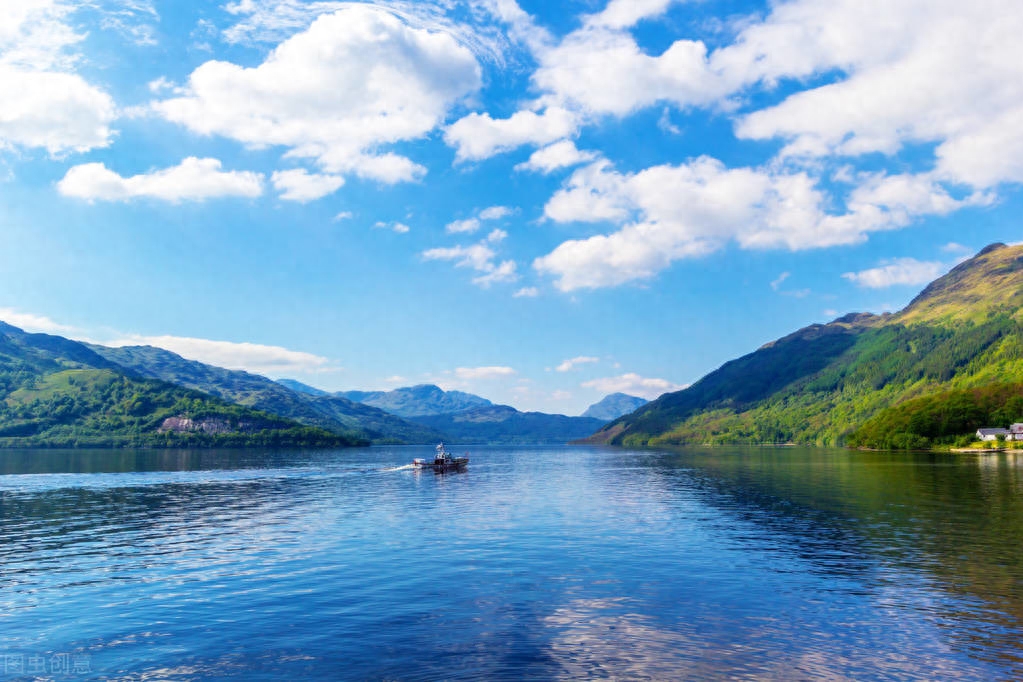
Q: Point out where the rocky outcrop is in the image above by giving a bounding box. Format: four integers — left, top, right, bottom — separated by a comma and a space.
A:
158, 416, 259, 435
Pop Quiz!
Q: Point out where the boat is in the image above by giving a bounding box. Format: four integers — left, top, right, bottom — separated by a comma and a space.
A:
413, 443, 469, 471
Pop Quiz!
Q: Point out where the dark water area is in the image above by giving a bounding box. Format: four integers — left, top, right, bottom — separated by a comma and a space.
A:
1, 445, 1021, 680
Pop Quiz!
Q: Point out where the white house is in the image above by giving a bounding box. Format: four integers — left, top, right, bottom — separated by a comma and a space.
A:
977, 427, 1011, 441
1010, 423, 1023, 439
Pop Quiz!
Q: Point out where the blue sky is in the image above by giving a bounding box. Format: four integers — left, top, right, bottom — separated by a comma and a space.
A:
1, 0, 1021, 414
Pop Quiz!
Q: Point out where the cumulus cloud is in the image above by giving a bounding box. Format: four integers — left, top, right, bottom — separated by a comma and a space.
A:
154, 6, 481, 183
446, 218, 481, 235
0, 2, 116, 154
582, 373, 685, 400
422, 242, 517, 287
479, 205, 512, 220
726, 1, 1023, 189
513, 286, 539, 298
556, 356, 599, 372
842, 258, 947, 289
0, 307, 76, 334
271, 168, 344, 201
515, 140, 598, 174
57, 157, 264, 202
454, 365, 515, 380
444, 107, 578, 162
534, 159, 986, 291
446, 205, 514, 234
107, 334, 339, 376
374, 221, 410, 234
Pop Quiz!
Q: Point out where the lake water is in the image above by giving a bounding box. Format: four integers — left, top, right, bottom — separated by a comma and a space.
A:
1, 445, 1021, 680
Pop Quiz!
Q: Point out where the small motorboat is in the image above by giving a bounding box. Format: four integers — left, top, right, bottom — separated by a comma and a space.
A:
413, 443, 469, 471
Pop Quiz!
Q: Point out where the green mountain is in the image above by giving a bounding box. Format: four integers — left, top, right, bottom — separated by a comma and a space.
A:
336, 384, 492, 417
581, 393, 648, 421
0, 322, 360, 448
589, 243, 1023, 448
89, 345, 443, 444
276, 378, 328, 396
410, 405, 606, 445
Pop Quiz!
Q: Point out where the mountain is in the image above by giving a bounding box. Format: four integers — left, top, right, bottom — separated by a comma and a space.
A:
89, 345, 443, 444
588, 243, 1023, 449
276, 378, 327, 396
0, 322, 358, 448
336, 384, 492, 417
582, 393, 649, 421
409, 405, 606, 444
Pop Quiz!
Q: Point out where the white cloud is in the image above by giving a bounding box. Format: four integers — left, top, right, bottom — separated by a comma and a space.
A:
515, 140, 598, 174
446, 217, 481, 234
725, 1, 1023, 189
108, 334, 338, 376
584, 0, 678, 30
374, 221, 410, 234
513, 286, 539, 298
534, 159, 985, 291
155, 6, 481, 183
531, 24, 721, 120
423, 243, 496, 271
842, 258, 947, 289
486, 229, 507, 243
479, 205, 512, 220
58, 157, 264, 202
0, 307, 76, 334
444, 107, 578, 162
657, 107, 681, 135
454, 365, 515, 380
582, 373, 685, 401
422, 240, 517, 288
770, 272, 790, 291
0, 3, 116, 155
941, 242, 972, 255
271, 168, 344, 201
333, 211, 353, 221
556, 356, 599, 372
446, 204, 514, 234
472, 259, 517, 287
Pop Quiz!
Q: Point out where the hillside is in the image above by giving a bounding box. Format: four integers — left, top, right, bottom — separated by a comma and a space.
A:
410, 405, 606, 445
0, 322, 360, 448
582, 393, 649, 420
90, 345, 442, 444
335, 384, 492, 417
588, 243, 1023, 448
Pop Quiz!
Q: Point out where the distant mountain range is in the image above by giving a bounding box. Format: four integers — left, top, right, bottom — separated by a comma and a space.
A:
0, 322, 616, 448
335, 384, 492, 417
581, 393, 648, 421
588, 243, 1023, 449
407, 405, 606, 445
0, 322, 357, 448
294, 381, 606, 444
89, 345, 443, 445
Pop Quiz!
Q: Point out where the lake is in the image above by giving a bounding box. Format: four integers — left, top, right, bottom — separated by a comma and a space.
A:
1, 445, 1021, 680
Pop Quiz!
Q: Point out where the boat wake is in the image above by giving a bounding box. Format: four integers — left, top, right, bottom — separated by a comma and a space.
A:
382, 464, 416, 472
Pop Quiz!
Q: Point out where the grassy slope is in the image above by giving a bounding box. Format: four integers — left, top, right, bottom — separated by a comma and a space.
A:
90, 344, 443, 444
0, 325, 362, 448
591, 243, 1023, 447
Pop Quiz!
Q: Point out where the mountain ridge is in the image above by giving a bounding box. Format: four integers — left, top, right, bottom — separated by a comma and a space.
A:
587, 243, 1023, 448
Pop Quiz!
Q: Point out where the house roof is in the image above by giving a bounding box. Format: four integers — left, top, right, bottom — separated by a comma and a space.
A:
977, 427, 1010, 435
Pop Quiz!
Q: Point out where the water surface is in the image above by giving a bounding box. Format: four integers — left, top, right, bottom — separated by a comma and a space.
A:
1, 446, 1021, 680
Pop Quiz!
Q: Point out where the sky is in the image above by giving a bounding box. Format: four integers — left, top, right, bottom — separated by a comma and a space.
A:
1, 0, 1022, 415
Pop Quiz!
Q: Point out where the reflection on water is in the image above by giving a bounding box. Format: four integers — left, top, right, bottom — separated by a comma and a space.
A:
0, 446, 1021, 680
